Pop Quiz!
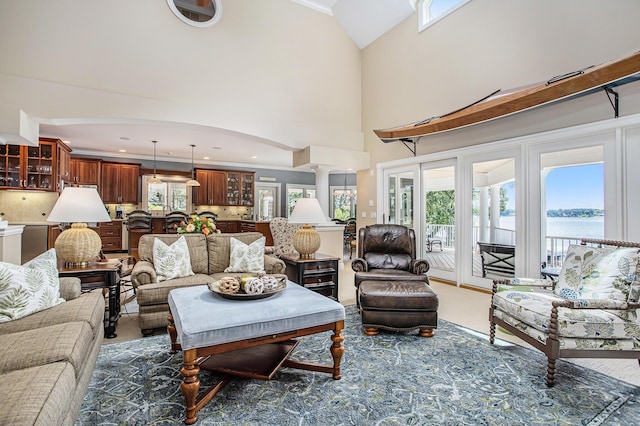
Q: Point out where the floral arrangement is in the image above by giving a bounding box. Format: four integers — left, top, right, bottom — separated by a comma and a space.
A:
175, 215, 220, 235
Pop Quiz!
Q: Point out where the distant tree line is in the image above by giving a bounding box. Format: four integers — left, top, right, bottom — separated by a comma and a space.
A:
546, 208, 604, 217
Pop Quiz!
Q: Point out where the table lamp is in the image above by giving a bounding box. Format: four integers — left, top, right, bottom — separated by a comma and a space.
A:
288, 198, 327, 259
47, 187, 112, 266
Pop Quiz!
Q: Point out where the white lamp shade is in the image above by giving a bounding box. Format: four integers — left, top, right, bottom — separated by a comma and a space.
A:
47, 187, 111, 223
288, 198, 327, 224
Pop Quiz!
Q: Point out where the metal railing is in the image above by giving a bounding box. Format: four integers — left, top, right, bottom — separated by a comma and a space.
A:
426, 224, 582, 268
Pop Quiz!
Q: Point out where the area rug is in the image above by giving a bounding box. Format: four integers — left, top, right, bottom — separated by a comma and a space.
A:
77, 306, 640, 425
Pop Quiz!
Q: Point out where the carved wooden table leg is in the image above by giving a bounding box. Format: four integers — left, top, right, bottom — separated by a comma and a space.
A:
330, 321, 345, 380
167, 314, 180, 354
181, 349, 200, 425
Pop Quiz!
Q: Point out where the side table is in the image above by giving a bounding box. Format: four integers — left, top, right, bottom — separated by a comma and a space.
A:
58, 260, 122, 338
280, 253, 339, 301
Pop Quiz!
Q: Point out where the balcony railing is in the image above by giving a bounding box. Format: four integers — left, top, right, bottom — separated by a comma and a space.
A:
426, 224, 582, 269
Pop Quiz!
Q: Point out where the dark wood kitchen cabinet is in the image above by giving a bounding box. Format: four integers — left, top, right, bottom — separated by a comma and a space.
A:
194, 169, 227, 206
0, 139, 57, 191
101, 162, 139, 204
70, 158, 101, 186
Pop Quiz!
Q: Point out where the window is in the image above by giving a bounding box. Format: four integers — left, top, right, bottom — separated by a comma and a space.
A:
418, 0, 471, 31
255, 183, 281, 221
286, 184, 315, 217
143, 175, 191, 213
330, 186, 357, 220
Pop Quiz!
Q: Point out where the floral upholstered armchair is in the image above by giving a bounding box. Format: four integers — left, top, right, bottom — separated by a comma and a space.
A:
489, 238, 640, 387
265, 217, 302, 257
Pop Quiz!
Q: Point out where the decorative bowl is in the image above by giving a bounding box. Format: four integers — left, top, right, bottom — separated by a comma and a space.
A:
207, 276, 286, 300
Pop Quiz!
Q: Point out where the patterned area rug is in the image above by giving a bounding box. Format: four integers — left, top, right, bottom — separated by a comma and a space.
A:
77, 306, 640, 425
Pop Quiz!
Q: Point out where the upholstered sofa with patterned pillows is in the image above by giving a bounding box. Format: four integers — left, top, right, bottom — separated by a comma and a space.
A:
489, 238, 640, 386
131, 232, 286, 335
0, 249, 105, 425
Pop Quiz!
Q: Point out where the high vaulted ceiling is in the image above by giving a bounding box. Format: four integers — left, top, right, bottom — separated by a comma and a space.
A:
36, 0, 415, 172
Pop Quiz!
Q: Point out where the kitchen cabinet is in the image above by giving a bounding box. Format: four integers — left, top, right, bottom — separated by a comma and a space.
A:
227, 171, 254, 206
101, 162, 140, 204
70, 158, 101, 186
0, 140, 56, 191
216, 220, 239, 233
99, 220, 122, 252
57, 142, 71, 186
194, 169, 226, 206
194, 169, 255, 207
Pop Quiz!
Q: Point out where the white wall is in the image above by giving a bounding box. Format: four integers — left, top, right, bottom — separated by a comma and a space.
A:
359, 0, 640, 227
0, 0, 363, 153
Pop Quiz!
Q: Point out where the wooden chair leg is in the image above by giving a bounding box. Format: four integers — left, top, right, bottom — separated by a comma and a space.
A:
546, 357, 557, 387
419, 328, 434, 337
363, 327, 379, 336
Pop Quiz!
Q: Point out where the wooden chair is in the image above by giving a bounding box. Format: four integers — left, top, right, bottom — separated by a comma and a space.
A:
477, 242, 515, 278
489, 238, 640, 387
165, 211, 189, 233
126, 210, 152, 259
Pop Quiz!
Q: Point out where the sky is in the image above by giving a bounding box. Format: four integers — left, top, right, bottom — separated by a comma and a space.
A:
502, 163, 604, 210
545, 164, 604, 210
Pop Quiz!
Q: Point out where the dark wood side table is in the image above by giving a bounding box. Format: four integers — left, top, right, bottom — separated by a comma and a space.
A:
280, 253, 339, 301
58, 260, 122, 339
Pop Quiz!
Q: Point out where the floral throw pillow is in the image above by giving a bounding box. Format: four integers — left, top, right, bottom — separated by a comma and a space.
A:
153, 236, 194, 282
0, 248, 65, 322
225, 237, 266, 273
553, 244, 640, 302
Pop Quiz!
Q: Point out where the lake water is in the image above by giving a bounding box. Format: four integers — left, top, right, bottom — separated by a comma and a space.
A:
500, 216, 604, 239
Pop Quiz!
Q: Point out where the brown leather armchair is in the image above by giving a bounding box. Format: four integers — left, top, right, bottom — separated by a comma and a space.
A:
351, 224, 438, 336
351, 224, 430, 289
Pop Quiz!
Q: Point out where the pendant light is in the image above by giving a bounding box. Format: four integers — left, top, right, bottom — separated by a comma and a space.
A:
186, 144, 201, 187
148, 140, 163, 183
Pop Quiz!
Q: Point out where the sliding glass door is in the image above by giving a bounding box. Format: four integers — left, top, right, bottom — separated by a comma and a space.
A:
421, 161, 456, 281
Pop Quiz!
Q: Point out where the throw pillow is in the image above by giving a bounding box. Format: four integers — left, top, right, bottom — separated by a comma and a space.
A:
225, 236, 266, 273
553, 244, 640, 302
553, 244, 600, 300
0, 249, 65, 322
153, 236, 194, 282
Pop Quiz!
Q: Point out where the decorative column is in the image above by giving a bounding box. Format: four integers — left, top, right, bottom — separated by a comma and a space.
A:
490, 183, 501, 243
479, 187, 489, 243
311, 165, 330, 220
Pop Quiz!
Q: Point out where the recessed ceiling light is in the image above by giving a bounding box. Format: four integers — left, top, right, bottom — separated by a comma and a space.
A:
119, 149, 126, 153
203, 156, 210, 160
62, 140, 71, 145
119, 137, 131, 141
251, 155, 257, 159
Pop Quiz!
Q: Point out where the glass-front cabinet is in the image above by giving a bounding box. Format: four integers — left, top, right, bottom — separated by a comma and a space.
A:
0, 141, 56, 191
225, 171, 254, 206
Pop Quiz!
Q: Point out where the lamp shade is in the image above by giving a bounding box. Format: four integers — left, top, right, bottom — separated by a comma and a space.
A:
47, 187, 111, 223
288, 198, 326, 259
47, 187, 111, 266
288, 198, 327, 224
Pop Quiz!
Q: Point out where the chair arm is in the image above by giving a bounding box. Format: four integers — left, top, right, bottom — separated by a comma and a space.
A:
131, 260, 157, 289
59, 277, 82, 300
412, 259, 430, 275
552, 299, 640, 310
264, 246, 276, 255
492, 278, 555, 295
351, 258, 368, 273
264, 255, 285, 274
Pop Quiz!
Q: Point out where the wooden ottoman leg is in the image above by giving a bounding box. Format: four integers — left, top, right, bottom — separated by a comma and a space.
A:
364, 327, 379, 336
330, 321, 345, 380
181, 349, 201, 425
419, 328, 434, 337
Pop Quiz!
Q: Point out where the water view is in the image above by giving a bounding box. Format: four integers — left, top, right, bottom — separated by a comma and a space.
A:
500, 216, 604, 239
